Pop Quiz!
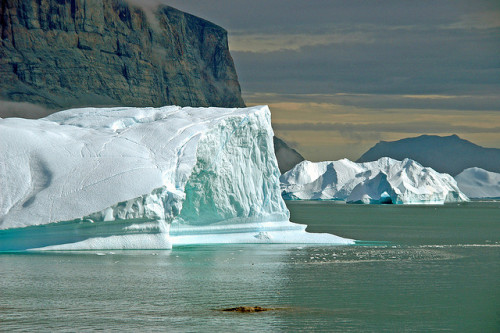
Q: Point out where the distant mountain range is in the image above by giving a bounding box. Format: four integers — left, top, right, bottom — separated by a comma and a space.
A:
357, 135, 500, 176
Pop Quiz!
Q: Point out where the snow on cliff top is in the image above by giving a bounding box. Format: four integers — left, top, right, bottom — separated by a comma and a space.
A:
280, 157, 468, 204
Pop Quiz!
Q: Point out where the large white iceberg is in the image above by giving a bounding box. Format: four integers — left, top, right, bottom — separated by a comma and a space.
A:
455, 167, 500, 199
280, 157, 468, 204
0, 105, 351, 251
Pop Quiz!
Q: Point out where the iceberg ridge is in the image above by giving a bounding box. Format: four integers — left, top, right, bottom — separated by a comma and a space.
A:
280, 157, 469, 204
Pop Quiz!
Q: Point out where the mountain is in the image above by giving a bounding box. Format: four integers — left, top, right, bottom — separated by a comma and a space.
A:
357, 135, 500, 176
273, 137, 305, 174
0, 0, 244, 111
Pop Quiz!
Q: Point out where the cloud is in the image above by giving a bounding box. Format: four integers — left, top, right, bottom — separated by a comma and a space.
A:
244, 92, 500, 112
162, 0, 497, 32
0, 101, 53, 119
125, 0, 164, 11
124, 0, 165, 31
445, 10, 500, 30
273, 121, 500, 134
402, 95, 458, 100
228, 32, 373, 53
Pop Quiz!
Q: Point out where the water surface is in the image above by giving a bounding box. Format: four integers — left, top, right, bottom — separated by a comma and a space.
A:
1, 201, 499, 332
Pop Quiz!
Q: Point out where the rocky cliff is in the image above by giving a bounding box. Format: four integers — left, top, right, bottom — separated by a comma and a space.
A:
0, 0, 245, 110
273, 136, 304, 174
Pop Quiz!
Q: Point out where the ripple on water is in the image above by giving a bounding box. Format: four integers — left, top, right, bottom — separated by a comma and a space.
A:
286, 244, 465, 265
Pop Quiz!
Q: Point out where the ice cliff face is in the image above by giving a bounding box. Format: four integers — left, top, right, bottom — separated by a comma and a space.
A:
281, 157, 469, 204
0, 106, 351, 250
0, 0, 244, 110
455, 168, 500, 199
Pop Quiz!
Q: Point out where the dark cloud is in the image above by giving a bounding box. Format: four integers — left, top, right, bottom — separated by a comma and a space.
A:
161, 0, 499, 33
233, 26, 500, 95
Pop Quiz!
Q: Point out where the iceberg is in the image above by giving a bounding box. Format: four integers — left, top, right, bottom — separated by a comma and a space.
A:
0, 105, 352, 251
455, 167, 500, 199
280, 158, 469, 204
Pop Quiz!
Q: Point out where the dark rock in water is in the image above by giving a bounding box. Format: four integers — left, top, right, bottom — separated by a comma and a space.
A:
274, 137, 305, 174
221, 306, 272, 313
357, 134, 500, 176
0, 0, 244, 111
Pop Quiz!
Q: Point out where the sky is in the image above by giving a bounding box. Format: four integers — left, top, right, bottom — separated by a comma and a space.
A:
162, 0, 500, 161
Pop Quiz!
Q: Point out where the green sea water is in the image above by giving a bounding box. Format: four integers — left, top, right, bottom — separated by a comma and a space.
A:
1, 201, 499, 332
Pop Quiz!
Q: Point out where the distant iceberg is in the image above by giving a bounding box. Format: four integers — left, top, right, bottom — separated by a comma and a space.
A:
455, 167, 500, 199
280, 158, 468, 204
0, 106, 352, 251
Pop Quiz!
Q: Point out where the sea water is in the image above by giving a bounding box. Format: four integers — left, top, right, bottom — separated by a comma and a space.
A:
1, 201, 499, 332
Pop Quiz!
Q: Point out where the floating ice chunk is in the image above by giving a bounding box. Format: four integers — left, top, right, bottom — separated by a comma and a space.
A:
281, 157, 468, 204
0, 105, 352, 250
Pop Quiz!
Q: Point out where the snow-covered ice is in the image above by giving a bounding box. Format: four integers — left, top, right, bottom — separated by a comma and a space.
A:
0, 106, 352, 250
455, 167, 500, 199
280, 157, 468, 204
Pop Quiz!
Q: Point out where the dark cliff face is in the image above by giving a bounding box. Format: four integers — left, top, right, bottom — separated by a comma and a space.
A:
0, 0, 245, 110
273, 136, 304, 174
